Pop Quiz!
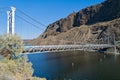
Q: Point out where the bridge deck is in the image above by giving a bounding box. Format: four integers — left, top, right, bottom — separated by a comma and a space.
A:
23, 44, 114, 53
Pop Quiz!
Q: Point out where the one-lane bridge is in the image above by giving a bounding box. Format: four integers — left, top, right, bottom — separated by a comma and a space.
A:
23, 44, 114, 53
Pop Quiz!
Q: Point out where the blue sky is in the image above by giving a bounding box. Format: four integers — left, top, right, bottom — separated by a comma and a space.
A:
0, 0, 105, 39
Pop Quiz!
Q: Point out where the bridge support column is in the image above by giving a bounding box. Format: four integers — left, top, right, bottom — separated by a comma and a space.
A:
114, 46, 118, 54
11, 7, 16, 35
6, 7, 16, 36
113, 33, 118, 54
7, 11, 10, 34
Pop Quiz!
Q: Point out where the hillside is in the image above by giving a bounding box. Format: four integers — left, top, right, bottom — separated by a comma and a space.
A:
30, 0, 120, 45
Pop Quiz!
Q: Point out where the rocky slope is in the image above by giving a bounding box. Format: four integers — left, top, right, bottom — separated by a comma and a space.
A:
30, 0, 120, 45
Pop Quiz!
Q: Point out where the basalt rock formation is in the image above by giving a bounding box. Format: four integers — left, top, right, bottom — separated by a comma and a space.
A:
30, 0, 120, 45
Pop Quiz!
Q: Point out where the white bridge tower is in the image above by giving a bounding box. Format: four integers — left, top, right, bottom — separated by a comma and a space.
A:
7, 7, 16, 35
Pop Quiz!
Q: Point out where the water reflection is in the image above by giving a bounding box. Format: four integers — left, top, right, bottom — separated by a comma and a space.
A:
27, 51, 120, 80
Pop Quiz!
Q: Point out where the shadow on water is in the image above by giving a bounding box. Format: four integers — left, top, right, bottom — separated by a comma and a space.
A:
27, 50, 120, 80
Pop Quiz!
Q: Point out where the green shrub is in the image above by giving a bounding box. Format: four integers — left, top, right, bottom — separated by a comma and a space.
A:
0, 56, 46, 80
0, 34, 24, 59
0, 34, 46, 80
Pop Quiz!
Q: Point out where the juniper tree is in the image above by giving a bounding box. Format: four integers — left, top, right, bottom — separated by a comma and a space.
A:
0, 34, 24, 59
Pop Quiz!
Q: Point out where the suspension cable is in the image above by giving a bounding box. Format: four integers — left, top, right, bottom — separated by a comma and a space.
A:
16, 15, 44, 32
0, 7, 9, 9
17, 9, 46, 27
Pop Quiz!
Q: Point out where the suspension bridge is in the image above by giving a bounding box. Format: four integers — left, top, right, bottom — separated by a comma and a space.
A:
23, 32, 119, 54
0, 6, 119, 54
23, 44, 114, 53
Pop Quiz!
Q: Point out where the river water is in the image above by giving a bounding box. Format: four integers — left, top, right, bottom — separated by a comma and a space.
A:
27, 51, 120, 80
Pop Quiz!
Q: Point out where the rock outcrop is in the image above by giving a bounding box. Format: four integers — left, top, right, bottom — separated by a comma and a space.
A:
30, 0, 120, 45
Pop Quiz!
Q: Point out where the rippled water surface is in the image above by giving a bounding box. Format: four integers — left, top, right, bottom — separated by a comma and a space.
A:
27, 51, 120, 80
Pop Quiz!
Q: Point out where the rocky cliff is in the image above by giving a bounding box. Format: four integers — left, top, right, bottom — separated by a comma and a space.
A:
30, 0, 120, 45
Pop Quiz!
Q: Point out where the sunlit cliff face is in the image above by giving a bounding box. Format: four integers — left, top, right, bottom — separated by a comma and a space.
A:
29, 0, 120, 45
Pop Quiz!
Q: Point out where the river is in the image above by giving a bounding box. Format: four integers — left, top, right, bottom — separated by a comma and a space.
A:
27, 50, 120, 80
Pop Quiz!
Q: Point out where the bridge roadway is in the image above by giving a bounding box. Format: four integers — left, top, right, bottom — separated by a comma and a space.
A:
23, 44, 114, 53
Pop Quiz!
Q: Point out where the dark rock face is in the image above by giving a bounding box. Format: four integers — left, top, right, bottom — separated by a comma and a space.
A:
31, 0, 120, 45
44, 0, 120, 38
73, 4, 102, 26
86, 0, 120, 24
45, 12, 76, 32
76, 0, 120, 25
